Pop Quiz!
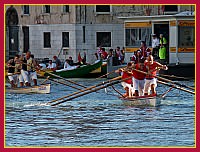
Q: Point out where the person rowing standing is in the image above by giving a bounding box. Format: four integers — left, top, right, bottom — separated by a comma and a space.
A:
6, 55, 21, 88
132, 58, 147, 96
21, 51, 38, 86
115, 62, 133, 97
144, 55, 168, 96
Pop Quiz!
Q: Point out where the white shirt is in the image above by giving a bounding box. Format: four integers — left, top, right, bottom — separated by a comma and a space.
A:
152, 38, 160, 48
47, 63, 56, 69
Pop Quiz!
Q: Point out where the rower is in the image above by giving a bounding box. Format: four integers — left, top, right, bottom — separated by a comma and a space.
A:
21, 51, 39, 86
6, 55, 20, 88
144, 55, 168, 95
132, 59, 147, 96
116, 62, 134, 97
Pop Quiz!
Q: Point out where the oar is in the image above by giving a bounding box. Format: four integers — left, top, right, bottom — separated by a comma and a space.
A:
132, 68, 195, 91
6, 72, 20, 76
47, 76, 122, 104
161, 86, 174, 98
48, 77, 82, 90
157, 80, 195, 95
51, 76, 131, 106
96, 70, 116, 79
96, 65, 127, 79
23, 62, 86, 89
40, 76, 50, 85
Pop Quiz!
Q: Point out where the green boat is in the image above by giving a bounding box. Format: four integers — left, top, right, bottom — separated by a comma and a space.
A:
44, 60, 102, 78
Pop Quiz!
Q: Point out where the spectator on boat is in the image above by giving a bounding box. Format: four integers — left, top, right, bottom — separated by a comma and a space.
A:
159, 34, 167, 64
151, 34, 160, 60
132, 58, 147, 96
144, 55, 168, 95
101, 48, 108, 60
6, 55, 21, 88
139, 41, 152, 59
95, 46, 103, 60
115, 62, 134, 97
53, 56, 62, 70
107, 49, 114, 59
116, 46, 123, 65
120, 47, 125, 64
56, 59, 79, 72
47, 60, 56, 70
21, 51, 38, 86
68, 56, 74, 66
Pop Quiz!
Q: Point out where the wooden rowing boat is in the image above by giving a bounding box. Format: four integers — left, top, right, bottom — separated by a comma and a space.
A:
43, 60, 102, 78
6, 84, 51, 94
119, 94, 161, 107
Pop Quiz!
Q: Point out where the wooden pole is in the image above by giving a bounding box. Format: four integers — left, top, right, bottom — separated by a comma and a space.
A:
47, 76, 122, 104
157, 80, 195, 95
23, 62, 87, 89
51, 77, 130, 106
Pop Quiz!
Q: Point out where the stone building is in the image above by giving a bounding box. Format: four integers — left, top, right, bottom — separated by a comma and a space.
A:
5, 5, 194, 63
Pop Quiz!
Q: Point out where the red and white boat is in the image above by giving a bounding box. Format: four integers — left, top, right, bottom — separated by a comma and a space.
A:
119, 94, 160, 107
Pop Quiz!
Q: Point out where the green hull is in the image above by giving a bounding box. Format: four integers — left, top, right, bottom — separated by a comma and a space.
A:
45, 60, 102, 78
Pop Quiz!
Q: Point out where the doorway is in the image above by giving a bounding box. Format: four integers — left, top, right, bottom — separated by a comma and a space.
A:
154, 23, 169, 64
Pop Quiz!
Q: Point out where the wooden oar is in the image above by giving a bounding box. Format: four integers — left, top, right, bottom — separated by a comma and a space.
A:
96, 65, 126, 79
132, 68, 195, 91
40, 76, 50, 85
96, 70, 116, 79
47, 76, 122, 104
157, 80, 195, 95
6, 72, 20, 76
23, 62, 86, 89
51, 76, 131, 106
48, 77, 82, 90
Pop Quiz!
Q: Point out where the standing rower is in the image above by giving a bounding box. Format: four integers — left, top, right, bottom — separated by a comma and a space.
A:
21, 51, 38, 86
115, 62, 133, 97
6, 55, 20, 88
144, 55, 168, 95
132, 59, 147, 96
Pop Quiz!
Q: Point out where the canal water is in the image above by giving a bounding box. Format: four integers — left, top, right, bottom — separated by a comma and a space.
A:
5, 78, 195, 147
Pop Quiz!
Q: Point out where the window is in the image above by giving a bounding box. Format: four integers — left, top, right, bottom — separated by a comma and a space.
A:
164, 5, 178, 12
63, 5, 69, 13
62, 32, 69, 47
96, 5, 110, 12
23, 5, 29, 14
125, 28, 152, 47
178, 26, 195, 48
44, 5, 50, 13
96, 32, 111, 47
44, 32, 51, 48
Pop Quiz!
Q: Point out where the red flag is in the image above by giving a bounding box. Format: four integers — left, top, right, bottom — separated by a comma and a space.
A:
78, 52, 82, 62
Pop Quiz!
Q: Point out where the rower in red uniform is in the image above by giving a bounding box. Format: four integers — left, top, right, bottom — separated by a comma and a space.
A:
116, 62, 133, 97
139, 41, 152, 59
144, 55, 168, 95
132, 59, 147, 96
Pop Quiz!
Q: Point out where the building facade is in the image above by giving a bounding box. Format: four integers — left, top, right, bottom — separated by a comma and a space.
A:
5, 5, 195, 63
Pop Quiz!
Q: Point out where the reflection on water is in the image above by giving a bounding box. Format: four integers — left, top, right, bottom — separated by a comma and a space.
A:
5, 79, 195, 147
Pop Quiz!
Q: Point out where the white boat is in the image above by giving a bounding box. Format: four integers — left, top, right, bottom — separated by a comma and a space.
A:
119, 94, 161, 107
6, 84, 51, 94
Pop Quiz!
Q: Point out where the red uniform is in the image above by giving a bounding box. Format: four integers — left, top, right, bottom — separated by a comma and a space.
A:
122, 71, 132, 84
140, 47, 152, 58
132, 64, 146, 80
145, 61, 158, 79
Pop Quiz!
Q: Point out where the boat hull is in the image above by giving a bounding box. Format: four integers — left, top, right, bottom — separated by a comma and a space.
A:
44, 60, 102, 78
120, 94, 160, 107
6, 84, 51, 94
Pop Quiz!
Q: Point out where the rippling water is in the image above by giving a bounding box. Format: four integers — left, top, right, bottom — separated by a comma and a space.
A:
5, 78, 195, 147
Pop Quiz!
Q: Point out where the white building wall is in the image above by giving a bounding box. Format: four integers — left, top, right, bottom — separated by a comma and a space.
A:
29, 23, 124, 63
